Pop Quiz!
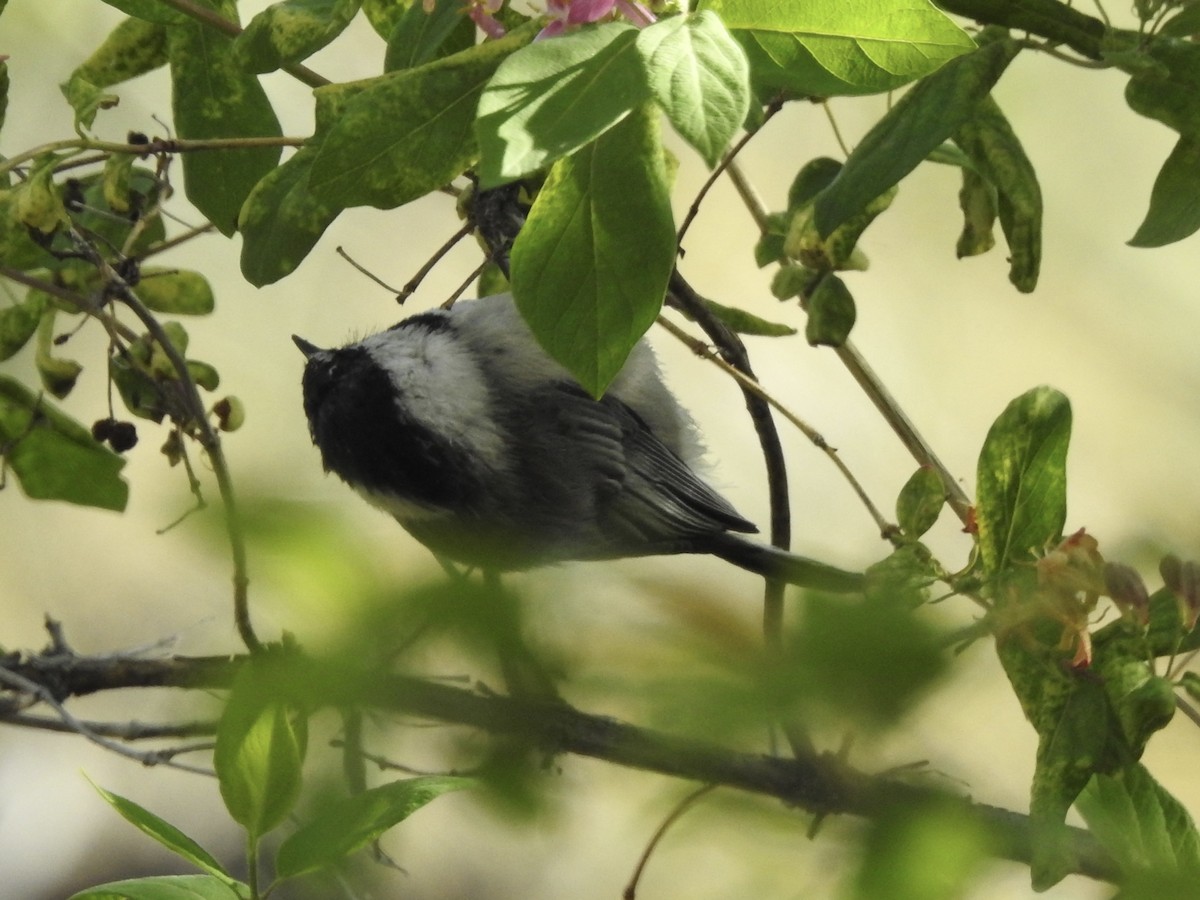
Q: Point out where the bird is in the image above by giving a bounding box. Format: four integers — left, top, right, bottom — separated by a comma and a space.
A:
295, 293, 862, 592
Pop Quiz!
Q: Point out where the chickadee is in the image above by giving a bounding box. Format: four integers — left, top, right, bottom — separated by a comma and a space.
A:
295, 294, 862, 592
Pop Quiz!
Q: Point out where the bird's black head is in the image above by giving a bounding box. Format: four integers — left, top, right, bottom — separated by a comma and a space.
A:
294, 335, 478, 511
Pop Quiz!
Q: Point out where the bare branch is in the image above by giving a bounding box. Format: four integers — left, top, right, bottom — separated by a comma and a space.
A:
0, 641, 1119, 884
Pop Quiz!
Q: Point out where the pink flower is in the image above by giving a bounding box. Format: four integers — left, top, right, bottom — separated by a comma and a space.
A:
466, 0, 506, 38
537, 0, 654, 39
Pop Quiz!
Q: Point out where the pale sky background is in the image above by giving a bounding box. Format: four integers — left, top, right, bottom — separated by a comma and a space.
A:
2, 2, 1199, 898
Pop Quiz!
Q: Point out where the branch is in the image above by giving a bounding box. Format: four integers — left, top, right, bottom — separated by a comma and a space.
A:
2, 643, 1119, 884
934, 0, 1107, 59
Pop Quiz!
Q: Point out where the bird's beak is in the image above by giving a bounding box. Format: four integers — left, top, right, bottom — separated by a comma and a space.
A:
292, 335, 322, 359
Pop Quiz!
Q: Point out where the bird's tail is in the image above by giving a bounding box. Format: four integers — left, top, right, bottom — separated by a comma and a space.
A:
705, 533, 864, 593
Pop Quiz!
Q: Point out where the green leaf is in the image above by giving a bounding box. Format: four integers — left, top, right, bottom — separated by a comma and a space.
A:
0, 291, 47, 361
61, 16, 168, 129
812, 37, 1020, 237
787, 175, 895, 271
896, 466, 944, 538
234, 0, 361, 74
275, 776, 476, 879
699, 0, 975, 97
509, 104, 675, 396
1161, 3, 1200, 39
98, 0, 189, 25
1077, 764, 1200, 877
851, 798, 990, 900
14, 155, 69, 235
952, 95, 1042, 292
384, 0, 477, 72
166, 0, 283, 235
361, 0, 407, 38
804, 272, 855, 346
35, 309, 82, 398
309, 26, 534, 209
1125, 38, 1200, 138
0, 375, 129, 510
214, 663, 306, 839
974, 386, 1071, 575
476, 23, 648, 187
636, 12, 749, 168
68, 874, 249, 899
89, 781, 233, 882
783, 593, 947, 728
955, 167, 997, 257
238, 81, 364, 285
1130, 135, 1200, 247
1024, 670, 1114, 889
238, 147, 339, 285
136, 269, 215, 315
696, 298, 796, 336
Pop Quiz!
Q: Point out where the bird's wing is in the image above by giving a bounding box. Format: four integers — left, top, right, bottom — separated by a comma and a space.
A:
508, 383, 756, 560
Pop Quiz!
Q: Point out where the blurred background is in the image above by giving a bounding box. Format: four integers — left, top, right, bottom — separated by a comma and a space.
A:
1, 1, 1198, 897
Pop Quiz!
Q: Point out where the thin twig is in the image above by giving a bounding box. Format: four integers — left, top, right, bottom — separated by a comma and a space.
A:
0, 135, 307, 180
0, 667, 214, 775
676, 101, 783, 248
442, 254, 493, 308
832, 341, 973, 525
623, 785, 717, 899
655, 314, 895, 539
397, 221, 473, 303
821, 100, 852, 157
336, 246, 404, 295
70, 229, 262, 652
719, 155, 972, 526
0, 266, 138, 345
140, 223, 218, 260
2, 712, 217, 741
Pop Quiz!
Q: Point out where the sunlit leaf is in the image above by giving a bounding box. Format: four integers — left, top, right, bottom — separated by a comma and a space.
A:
234, 0, 361, 73
476, 23, 647, 186
700, 0, 974, 96
310, 27, 533, 208
61, 16, 167, 129
636, 11, 750, 168
509, 104, 674, 396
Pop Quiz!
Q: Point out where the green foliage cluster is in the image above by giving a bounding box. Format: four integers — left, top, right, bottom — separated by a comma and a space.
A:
3, 0, 1200, 897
